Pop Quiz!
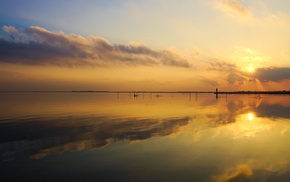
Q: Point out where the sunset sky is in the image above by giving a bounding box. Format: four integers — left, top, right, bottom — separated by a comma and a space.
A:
0, 0, 290, 91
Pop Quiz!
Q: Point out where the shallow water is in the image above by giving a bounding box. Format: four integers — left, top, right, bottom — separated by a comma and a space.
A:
1, 92, 290, 182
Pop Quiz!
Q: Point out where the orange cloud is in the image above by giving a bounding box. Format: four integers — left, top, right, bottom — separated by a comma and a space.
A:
216, 0, 252, 17
2, 25, 17, 32
215, 164, 253, 182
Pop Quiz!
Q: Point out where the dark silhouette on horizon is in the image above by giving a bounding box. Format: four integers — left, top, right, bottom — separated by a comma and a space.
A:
1, 90, 290, 95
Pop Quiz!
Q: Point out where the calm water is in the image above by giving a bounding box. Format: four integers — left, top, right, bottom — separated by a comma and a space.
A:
1, 92, 290, 182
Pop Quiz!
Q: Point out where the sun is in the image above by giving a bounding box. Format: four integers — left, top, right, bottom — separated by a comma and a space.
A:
247, 113, 254, 121
248, 66, 254, 72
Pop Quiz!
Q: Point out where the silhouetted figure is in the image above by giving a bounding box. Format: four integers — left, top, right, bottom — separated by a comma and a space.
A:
215, 88, 219, 99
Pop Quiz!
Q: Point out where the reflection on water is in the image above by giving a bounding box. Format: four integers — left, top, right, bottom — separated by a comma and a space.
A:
0, 115, 189, 160
1, 93, 290, 181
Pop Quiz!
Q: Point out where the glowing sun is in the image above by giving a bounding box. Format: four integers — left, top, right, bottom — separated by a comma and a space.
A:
248, 66, 254, 72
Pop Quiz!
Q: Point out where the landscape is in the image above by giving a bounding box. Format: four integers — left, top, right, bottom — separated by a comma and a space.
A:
1, 0, 290, 181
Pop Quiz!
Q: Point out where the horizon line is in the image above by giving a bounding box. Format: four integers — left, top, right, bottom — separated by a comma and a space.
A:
1, 90, 290, 94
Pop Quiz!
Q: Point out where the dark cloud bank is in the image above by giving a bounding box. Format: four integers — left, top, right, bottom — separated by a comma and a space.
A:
0, 25, 191, 68
254, 67, 290, 82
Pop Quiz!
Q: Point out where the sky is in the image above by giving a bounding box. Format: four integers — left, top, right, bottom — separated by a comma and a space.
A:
0, 0, 290, 91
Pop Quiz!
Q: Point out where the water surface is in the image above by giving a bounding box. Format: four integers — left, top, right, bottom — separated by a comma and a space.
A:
1, 92, 290, 182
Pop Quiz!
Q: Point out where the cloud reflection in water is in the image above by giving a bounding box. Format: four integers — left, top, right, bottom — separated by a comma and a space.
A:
0, 115, 189, 160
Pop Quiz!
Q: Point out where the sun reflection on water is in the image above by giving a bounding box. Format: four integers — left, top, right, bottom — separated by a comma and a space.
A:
227, 112, 276, 139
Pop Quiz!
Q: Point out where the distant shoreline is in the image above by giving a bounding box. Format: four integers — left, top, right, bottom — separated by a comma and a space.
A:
1, 90, 290, 94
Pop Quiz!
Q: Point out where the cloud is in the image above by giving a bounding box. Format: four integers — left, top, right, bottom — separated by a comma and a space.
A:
200, 77, 220, 87
227, 72, 247, 85
216, 0, 252, 17
0, 70, 42, 80
2, 25, 17, 32
215, 164, 253, 182
207, 59, 236, 72
207, 59, 249, 85
254, 67, 290, 82
0, 26, 191, 68
207, 61, 290, 85
206, 58, 290, 86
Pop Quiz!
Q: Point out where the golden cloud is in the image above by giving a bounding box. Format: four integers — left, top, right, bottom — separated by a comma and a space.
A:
215, 164, 253, 182
216, 0, 252, 18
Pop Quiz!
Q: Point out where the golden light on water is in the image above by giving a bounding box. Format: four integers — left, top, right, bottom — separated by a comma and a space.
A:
225, 112, 276, 139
